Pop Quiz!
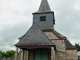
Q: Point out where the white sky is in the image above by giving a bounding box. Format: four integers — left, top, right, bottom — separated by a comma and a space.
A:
0, 0, 80, 52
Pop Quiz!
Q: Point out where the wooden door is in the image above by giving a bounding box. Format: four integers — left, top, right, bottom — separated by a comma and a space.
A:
35, 50, 48, 60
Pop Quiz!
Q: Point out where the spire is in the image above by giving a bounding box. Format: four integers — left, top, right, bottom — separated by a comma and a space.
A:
38, 0, 51, 12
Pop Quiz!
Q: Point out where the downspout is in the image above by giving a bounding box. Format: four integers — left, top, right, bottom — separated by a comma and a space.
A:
64, 37, 66, 60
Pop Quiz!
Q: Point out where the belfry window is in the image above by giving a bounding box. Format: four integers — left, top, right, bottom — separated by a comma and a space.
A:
40, 16, 46, 21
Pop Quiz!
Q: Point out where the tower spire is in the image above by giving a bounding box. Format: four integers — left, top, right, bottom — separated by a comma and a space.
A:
38, 0, 51, 12
33, 0, 55, 29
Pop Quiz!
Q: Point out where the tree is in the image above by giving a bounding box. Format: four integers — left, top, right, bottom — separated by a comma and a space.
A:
75, 43, 80, 51
2, 52, 6, 57
0, 51, 2, 57
5, 50, 15, 58
0, 50, 15, 58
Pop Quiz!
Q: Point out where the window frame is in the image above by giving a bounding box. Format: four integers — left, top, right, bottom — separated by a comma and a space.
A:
40, 16, 46, 21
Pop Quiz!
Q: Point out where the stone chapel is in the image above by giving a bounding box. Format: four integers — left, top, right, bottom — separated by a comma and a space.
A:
14, 0, 78, 60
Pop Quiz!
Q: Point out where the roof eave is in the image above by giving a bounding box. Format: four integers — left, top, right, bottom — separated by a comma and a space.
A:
32, 11, 54, 14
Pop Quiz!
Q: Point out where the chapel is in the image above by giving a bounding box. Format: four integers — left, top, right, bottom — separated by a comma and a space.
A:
14, 0, 78, 60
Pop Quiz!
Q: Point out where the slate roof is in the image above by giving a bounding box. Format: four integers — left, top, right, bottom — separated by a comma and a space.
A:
18, 34, 25, 40
53, 30, 76, 49
19, 29, 65, 40
18, 29, 77, 49
65, 39, 77, 49
53, 29, 65, 38
15, 23, 55, 47
34, 0, 53, 13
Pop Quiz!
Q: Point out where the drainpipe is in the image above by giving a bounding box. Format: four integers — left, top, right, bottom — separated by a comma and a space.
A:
64, 37, 66, 60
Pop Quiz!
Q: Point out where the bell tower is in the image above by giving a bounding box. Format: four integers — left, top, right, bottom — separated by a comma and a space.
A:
33, 0, 55, 29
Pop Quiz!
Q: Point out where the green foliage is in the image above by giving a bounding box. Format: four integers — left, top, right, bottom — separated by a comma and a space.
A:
0, 50, 15, 58
0, 51, 2, 57
5, 50, 15, 58
75, 43, 80, 51
2, 52, 6, 57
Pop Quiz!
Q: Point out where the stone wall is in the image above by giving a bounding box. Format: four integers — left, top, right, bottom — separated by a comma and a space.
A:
56, 52, 65, 60
19, 49, 28, 60
43, 31, 66, 60
51, 40, 65, 52
29, 51, 34, 60
0, 58, 15, 60
24, 50, 28, 60
43, 32, 58, 39
66, 50, 78, 60
43, 32, 65, 52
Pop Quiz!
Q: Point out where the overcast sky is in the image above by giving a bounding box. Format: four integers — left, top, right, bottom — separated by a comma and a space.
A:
0, 0, 80, 52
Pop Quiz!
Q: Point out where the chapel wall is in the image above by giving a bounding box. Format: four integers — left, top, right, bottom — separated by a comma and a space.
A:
43, 32, 58, 39
56, 51, 65, 60
43, 32, 65, 52
51, 40, 66, 60
19, 49, 23, 60
19, 49, 29, 60
66, 50, 78, 60
19, 49, 21, 60
44, 31, 66, 60
29, 51, 34, 60
51, 40, 65, 52
24, 50, 28, 60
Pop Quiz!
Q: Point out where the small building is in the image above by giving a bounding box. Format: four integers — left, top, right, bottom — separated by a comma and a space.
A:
14, 0, 78, 60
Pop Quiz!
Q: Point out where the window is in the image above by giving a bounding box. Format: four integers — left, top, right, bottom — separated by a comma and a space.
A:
40, 16, 46, 21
